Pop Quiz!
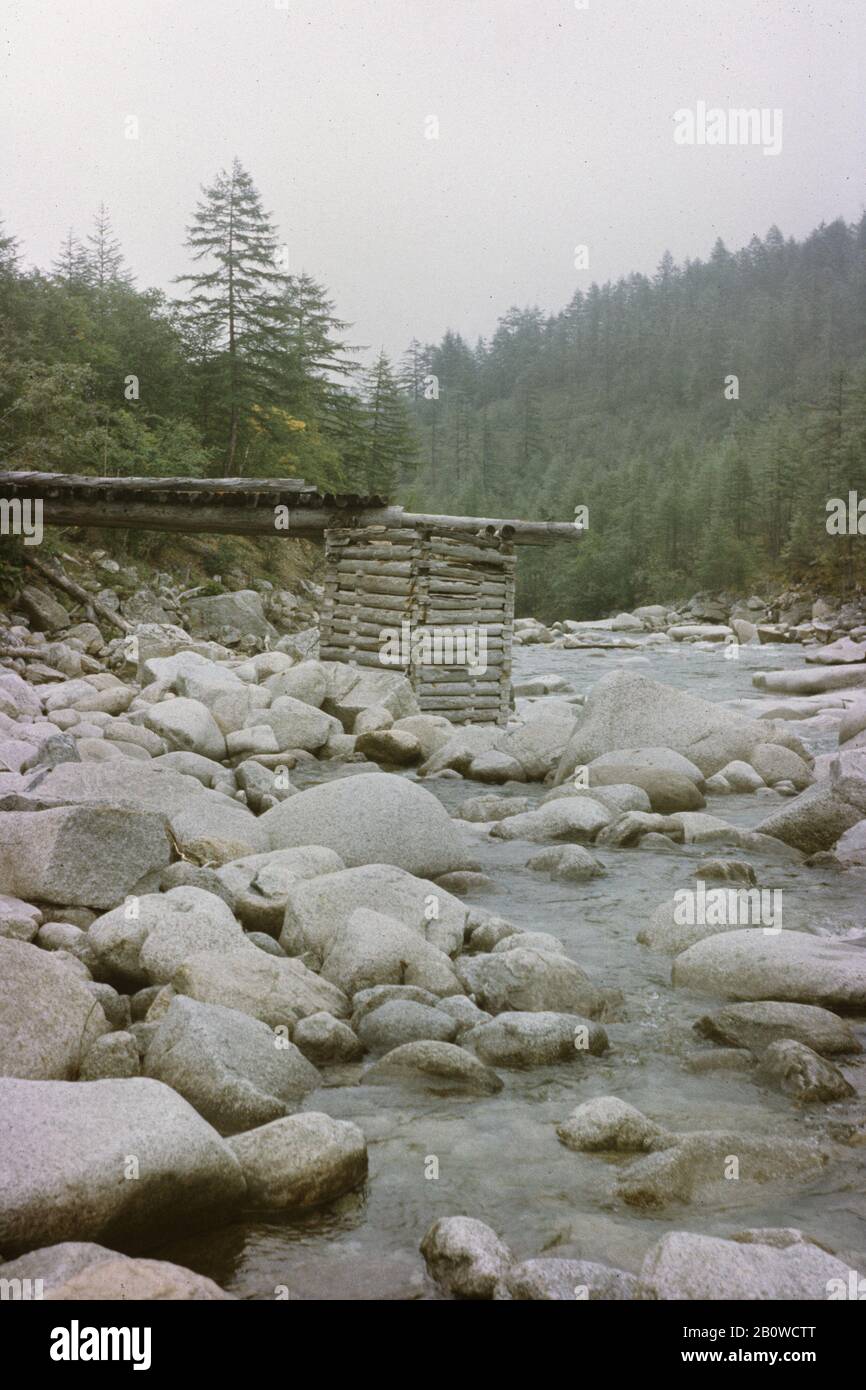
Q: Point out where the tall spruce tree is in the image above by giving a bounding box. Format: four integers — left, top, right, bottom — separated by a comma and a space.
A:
178, 159, 287, 471
86, 204, 133, 288
363, 349, 416, 494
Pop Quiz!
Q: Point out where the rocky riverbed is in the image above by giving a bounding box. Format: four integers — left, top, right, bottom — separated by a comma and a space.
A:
1, 575, 865, 1301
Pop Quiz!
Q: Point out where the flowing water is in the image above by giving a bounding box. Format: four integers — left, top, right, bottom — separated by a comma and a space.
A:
156, 638, 866, 1299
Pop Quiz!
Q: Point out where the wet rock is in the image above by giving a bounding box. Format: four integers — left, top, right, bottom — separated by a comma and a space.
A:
639, 1231, 853, 1300
364, 1040, 503, 1094
0, 1076, 245, 1256
261, 773, 475, 878
292, 1012, 363, 1065
694, 1001, 862, 1056
320, 908, 462, 998
144, 996, 319, 1134
0, 939, 110, 1080
228, 1113, 367, 1209
465, 1011, 607, 1067
0, 805, 171, 910
685, 1048, 754, 1073
526, 845, 605, 881
556, 1096, 667, 1152
420, 1216, 511, 1299
456, 947, 604, 1017
173, 947, 350, 1024
279, 862, 466, 964
757, 1040, 856, 1103
694, 858, 756, 883
467, 917, 522, 951
672, 929, 866, 1008
616, 1131, 826, 1208
492, 929, 565, 956
467, 749, 526, 783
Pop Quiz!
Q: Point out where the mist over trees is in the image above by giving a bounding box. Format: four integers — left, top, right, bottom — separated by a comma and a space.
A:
404, 218, 866, 617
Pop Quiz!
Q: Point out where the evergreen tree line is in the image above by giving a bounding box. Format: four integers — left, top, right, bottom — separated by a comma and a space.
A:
401, 218, 866, 618
0, 160, 416, 496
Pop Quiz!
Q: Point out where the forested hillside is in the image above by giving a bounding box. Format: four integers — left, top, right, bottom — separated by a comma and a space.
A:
2, 176, 865, 622
403, 218, 866, 618
0, 159, 414, 502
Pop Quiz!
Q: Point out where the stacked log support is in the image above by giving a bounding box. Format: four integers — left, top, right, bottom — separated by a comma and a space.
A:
320, 525, 515, 725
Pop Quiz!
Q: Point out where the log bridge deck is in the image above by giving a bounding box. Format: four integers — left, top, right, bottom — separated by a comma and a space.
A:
1, 472, 581, 724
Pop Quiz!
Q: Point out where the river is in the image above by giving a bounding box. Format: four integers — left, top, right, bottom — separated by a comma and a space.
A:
155, 635, 866, 1299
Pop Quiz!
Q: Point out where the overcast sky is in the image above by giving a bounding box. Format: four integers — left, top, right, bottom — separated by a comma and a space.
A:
1, 0, 864, 361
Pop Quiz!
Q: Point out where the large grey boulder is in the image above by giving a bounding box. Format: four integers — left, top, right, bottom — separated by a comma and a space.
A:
497, 700, 579, 780
167, 797, 269, 866
279, 863, 467, 964
0, 1077, 245, 1256
144, 996, 320, 1135
588, 747, 704, 785
755, 778, 865, 853
672, 929, 866, 1008
323, 667, 419, 728
639, 1231, 853, 1300
0, 939, 110, 1080
694, 1001, 862, 1056
143, 698, 227, 761
173, 947, 350, 1024
256, 695, 335, 753
260, 773, 475, 877
555, 672, 804, 783
228, 1112, 367, 1209
616, 1131, 826, 1208
0, 806, 171, 909
184, 591, 278, 643
456, 947, 604, 1017
216, 846, 344, 933
319, 908, 462, 998
0, 1241, 232, 1299
88, 886, 251, 989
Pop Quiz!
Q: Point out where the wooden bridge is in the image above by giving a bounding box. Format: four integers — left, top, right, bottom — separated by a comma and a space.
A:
1, 472, 581, 724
